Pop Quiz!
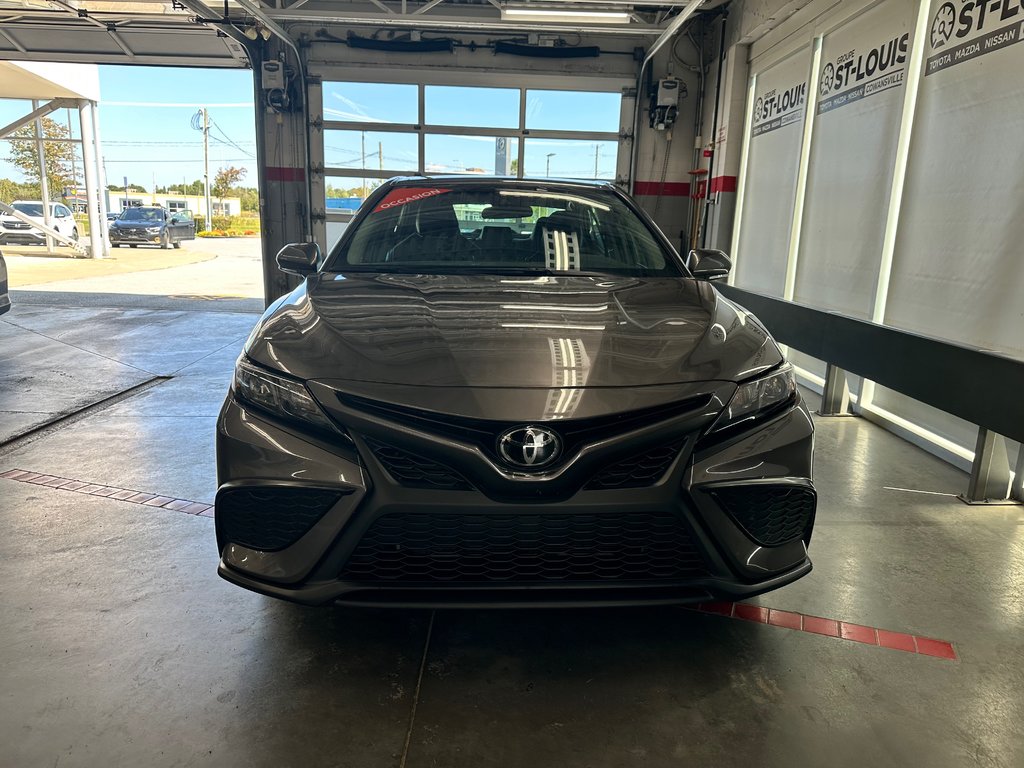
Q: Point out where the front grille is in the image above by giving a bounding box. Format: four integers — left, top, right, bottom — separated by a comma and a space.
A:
586, 441, 685, 490
341, 512, 709, 583
709, 484, 816, 546
338, 392, 712, 471
3, 221, 30, 230
365, 438, 474, 490
217, 486, 346, 551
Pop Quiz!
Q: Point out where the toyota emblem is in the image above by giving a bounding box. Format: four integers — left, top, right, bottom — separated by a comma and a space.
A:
497, 426, 562, 469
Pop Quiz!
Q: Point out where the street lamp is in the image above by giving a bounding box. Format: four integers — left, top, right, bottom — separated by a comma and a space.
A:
546, 153, 556, 177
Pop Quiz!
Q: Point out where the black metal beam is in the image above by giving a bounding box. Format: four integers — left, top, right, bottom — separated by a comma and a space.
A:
716, 284, 1024, 445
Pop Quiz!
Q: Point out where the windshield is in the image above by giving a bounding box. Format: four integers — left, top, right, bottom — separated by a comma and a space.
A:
12, 203, 44, 216
119, 208, 164, 222
328, 184, 682, 277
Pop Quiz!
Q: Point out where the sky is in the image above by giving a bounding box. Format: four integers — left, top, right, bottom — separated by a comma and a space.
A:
0, 65, 621, 195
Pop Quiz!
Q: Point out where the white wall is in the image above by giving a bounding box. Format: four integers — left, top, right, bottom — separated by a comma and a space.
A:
723, 0, 1024, 468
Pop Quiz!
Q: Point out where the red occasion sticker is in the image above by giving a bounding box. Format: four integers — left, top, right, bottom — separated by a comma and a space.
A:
373, 187, 452, 212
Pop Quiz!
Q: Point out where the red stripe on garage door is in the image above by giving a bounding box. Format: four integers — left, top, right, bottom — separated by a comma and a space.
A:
266, 166, 307, 182
710, 175, 738, 193
633, 181, 691, 197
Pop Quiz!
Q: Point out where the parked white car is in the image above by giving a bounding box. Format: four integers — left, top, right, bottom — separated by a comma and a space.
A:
0, 201, 79, 246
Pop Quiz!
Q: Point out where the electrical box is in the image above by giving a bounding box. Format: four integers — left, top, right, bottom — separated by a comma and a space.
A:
649, 77, 686, 131
261, 61, 286, 90
656, 78, 682, 108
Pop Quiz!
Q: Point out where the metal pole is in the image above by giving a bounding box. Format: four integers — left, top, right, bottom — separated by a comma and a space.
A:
594, 144, 599, 178
66, 111, 78, 202
78, 100, 104, 260
33, 100, 55, 253
379, 141, 383, 175
361, 130, 366, 198
203, 108, 212, 230
91, 102, 110, 256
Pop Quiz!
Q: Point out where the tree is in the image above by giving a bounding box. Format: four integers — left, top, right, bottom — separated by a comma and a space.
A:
212, 166, 247, 202
6, 117, 77, 199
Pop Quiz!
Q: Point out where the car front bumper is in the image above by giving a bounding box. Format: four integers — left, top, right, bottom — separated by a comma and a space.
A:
110, 232, 163, 244
214, 390, 816, 608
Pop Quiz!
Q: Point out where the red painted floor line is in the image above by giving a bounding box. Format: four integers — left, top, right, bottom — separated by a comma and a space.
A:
687, 601, 957, 661
0, 469, 213, 518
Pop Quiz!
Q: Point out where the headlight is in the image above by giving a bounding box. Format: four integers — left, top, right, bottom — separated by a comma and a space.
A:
711, 365, 797, 433
146, 226, 162, 233
233, 357, 335, 431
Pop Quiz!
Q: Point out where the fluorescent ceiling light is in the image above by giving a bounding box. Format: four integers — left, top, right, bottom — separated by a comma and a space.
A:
501, 8, 631, 23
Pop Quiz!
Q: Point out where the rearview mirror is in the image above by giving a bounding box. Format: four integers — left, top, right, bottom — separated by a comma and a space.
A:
276, 242, 321, 276
685, 248, 732, 280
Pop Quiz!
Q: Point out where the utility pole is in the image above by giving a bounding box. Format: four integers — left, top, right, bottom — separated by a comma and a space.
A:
202, 108, 212, 230
594, 145, 600, 178
379, 141, 383, 175
361, 130, 366, 199
546, 152, 556, 177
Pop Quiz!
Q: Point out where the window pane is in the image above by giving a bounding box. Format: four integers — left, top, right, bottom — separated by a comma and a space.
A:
322, 82, 418, 124
325, 177, 372, 211
330, 183, 677, 277
425, 86, 519, 129
525, 90, 621, 132
325, 131, 419, 172
424, 135, 519, 175
524, 139, 618, 180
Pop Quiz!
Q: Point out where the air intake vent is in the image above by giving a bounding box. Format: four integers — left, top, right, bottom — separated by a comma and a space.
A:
586, 441, 685, 490
217, 487, 346, 551
709, 484, 816, 546
364, 438, 474, 491
341, 512, 708, 583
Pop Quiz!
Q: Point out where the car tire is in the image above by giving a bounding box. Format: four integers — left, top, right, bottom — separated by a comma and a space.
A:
129, 244, 137, 248
161, 232, 171, 250
172, 241, 181, 249
71, 228, 79, 242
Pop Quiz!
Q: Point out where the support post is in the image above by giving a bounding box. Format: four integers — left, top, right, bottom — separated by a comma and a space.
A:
78, 100, 104, 260
959, 428, 1015, 505
91, 103, 110, 257
1011, 444, 1024, 503
33, 100, 55, 253
202, 108, 212, 231
817, 363, 853, 416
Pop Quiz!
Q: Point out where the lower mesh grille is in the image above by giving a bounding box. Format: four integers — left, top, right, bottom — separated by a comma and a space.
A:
341, 512, 708, 583
365, 438, 473, 490
217, 487, 346, 551
586, 442, 685, 490
709, 484, 816, 546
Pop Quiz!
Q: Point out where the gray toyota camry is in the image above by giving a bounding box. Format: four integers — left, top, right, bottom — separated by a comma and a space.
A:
215, 177, 816, 607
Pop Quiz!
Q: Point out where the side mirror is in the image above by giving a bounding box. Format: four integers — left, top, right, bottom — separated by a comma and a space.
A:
170, 217, 179, 224
276, 242, 321, 276
685, 248, 732, 280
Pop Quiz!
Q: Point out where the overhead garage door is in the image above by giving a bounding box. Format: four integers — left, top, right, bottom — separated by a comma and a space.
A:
307, 71, 632, 251
794, 0, 915, 319
732, 48, 810, 297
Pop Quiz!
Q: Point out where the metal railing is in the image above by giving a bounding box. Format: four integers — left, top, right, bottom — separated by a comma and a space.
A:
716, 284, 1024, 504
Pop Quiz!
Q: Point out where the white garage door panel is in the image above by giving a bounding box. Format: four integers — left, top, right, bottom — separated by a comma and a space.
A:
734, 50, 810, 297
795, 0, 915, 319
884, 1, 1024, 356
874, 0, 1024, 447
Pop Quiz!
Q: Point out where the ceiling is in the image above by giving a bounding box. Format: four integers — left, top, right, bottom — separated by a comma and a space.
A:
0, 0, 700, 68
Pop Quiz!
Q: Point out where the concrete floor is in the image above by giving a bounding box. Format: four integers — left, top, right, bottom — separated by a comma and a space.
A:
1, 253, 1023, 767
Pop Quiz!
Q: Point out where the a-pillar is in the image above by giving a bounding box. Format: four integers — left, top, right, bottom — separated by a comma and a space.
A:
78, 100, 104, 260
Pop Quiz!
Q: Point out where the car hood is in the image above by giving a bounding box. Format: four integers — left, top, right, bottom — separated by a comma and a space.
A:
244, 272, 782, 389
